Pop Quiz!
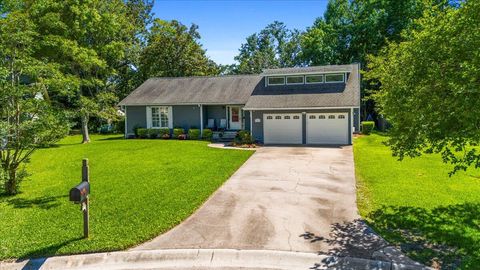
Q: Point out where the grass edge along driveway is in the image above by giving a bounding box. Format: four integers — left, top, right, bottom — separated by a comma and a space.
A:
354, 133, 480, 269
0, 135, 253, 260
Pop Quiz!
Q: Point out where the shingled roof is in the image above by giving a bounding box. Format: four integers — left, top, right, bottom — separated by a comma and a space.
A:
119, 64, 360, 108
245, 64, 360, 109
119, 75, 263, 106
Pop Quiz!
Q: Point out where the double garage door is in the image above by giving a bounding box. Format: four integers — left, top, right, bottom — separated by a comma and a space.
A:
263, 112, 349, 145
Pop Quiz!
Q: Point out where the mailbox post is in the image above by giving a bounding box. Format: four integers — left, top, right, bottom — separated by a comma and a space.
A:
69, 158, 90, 238
82, 159, 89, 238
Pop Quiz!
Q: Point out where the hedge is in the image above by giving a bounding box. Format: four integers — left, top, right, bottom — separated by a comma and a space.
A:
361, 121, 375, 135
188, 129, 200, 140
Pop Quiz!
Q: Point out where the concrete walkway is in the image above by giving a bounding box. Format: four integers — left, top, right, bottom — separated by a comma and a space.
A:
133, 146, 419, 266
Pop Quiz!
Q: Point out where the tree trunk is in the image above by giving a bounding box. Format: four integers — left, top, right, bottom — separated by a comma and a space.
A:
5, 168, 17, 195
81, 115, 90, 144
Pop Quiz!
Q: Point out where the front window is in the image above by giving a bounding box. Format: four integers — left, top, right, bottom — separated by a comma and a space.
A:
268, 76, 285, 85
151, 107, 160, 127
325, 73, 345, 83
286, 76, 304, 85
305, 75, 323, 84
151, 106, 169, 128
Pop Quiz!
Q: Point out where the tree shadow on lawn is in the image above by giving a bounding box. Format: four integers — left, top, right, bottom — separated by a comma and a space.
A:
96, 135, 125, 141
367, 203, 480, 269
17, 237, 83, 270
0, 195, 66, 210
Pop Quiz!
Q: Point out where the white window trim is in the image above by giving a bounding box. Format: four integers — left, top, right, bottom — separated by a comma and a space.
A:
267, 76, 286, 86
305, 74, 324, 84
286, 75, 304, 85
325, 73, 345, 83
146, 106, 172, 129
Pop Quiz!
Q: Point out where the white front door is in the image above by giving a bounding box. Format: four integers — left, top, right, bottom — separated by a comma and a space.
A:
229, 106, 241, 130
306, 113, 348, 144
263, 113, 303, 144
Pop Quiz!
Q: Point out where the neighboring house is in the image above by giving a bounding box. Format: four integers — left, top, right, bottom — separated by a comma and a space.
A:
119, 64, 361, 145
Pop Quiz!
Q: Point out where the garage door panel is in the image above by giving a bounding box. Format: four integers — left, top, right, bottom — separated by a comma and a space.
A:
264, 114, 302, 144
306, 113, 348, 144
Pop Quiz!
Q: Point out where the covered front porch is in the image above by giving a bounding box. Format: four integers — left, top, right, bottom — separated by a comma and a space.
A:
200, 104, 248, 132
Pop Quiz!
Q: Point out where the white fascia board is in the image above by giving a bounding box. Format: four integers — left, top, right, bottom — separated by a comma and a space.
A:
263, 70, 351, 77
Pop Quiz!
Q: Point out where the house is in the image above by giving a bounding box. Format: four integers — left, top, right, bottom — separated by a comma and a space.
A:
118, 64, 361, 145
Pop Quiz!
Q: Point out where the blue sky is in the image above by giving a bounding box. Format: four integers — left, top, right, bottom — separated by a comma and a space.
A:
152, 0, 328, 65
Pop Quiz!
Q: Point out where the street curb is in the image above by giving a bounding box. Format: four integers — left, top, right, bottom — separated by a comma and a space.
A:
1, 249, 431, 270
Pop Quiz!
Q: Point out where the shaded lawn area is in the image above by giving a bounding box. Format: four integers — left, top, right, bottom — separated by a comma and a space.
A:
0, 135, 253, 260
354, 133, 480, 269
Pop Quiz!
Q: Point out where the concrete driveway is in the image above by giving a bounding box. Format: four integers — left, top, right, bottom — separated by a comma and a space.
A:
134, 146, 413, 263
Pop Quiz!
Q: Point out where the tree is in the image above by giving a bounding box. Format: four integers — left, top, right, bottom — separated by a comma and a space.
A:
300, 0, 435, 66
0, 9, 68, 195
234, 21, 303, 74
301, 0, 448, 119
113, 0, 154, 100
138, 19, 219, 79
28, 0, 139, 143
366, 0, 480, 173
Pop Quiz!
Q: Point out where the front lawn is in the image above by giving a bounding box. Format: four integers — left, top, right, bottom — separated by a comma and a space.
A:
0, 135, 253, 260
354, 133, 480, 269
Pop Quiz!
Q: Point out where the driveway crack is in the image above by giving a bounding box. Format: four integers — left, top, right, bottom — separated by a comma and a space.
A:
283, 218, 293, 251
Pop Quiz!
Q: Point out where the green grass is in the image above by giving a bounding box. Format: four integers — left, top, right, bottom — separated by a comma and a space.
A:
354, 133, 480, 269
0, 135, 253, 260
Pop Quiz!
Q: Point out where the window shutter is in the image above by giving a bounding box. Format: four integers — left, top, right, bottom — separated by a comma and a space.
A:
146, 106, 152, 128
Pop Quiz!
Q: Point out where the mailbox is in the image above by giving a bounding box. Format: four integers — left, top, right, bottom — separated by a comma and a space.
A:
69, 181, 90, 203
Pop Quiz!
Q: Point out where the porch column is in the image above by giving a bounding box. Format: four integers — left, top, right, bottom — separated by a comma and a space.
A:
249, 110, 253, 136
199, 104, 203, 134
225, 106, 229, 130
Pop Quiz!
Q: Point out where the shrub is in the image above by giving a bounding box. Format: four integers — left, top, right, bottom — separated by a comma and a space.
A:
361, 121, 375, 135
159, 128, 170, 137
137, 128, 148, 138
202, 128, 213, 141
235, 130, 254, 144
178, 134, 187, 140
147, 129, 160, 139
114, 118, 125, 133
173, 128, 185, 139
133, 125, 142, 137
188, 129, 200, 140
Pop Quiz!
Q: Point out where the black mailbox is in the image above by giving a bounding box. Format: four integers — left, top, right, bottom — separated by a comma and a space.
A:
70, 181, 90, 203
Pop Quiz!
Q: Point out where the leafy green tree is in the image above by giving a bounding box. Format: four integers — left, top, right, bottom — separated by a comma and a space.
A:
366, 0, 480, 173
0, 9, 68, 195
113, 0, 154, 100
300, 0, 434, 66
138, 19, 219, 79
234, 21, 303, 74
28, 0, 138, 143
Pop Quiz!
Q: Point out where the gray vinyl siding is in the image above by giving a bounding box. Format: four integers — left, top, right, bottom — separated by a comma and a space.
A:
251, 109, 352, 144
353, 107, 360, 133
126, 106, 147, 135
244, 109, 251, 131
172, 105, 201, 130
